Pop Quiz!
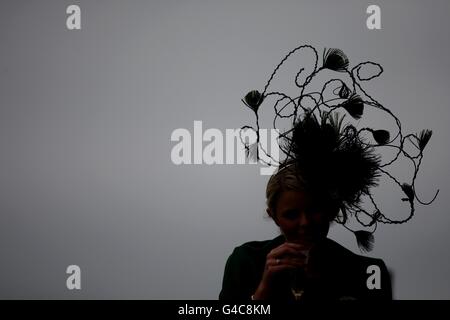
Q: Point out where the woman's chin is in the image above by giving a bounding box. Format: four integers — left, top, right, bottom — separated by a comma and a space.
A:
287, 237, 315, 247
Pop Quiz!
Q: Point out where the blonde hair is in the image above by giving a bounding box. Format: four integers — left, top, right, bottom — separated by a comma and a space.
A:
265, 162, 307, 214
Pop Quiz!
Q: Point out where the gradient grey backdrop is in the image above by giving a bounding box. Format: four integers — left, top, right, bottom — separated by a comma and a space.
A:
1, 0, 449, 299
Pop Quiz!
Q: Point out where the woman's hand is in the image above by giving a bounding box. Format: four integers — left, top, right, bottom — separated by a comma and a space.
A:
252, 242, 310, 299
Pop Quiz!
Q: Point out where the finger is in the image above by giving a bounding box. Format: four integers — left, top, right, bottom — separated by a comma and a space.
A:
285, 242, 313, 251
269, 245, 302, 257
266, 263, 303, 275
267, 257, 306, 268
285, 242, 308, 249
286, 257, 307, 265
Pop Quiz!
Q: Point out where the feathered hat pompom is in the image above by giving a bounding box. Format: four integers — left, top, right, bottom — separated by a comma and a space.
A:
284, 110, 380, 213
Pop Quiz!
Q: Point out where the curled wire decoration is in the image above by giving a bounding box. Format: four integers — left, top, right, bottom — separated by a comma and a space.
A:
239, 44, 439, 252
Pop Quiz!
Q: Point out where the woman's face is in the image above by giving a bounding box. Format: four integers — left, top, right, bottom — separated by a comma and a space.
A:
268, 190, 335, 246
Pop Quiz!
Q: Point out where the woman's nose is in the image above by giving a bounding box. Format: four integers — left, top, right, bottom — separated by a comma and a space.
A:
298, 211, 310, 226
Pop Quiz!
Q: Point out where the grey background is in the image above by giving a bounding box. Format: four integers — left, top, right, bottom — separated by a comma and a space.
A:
0, 0, 449, 299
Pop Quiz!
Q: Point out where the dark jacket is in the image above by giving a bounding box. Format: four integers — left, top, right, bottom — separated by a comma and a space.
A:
219, 235, 392, 301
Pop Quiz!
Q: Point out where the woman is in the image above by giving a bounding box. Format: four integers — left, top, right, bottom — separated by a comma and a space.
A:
219, 44, 436, 301
219, 162, 392, 301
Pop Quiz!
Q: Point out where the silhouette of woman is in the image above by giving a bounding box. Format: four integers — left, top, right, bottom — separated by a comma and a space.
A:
219, 44, 438, 301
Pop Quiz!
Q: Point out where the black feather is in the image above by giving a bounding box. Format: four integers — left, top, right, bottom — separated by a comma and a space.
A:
284, 111, 380, 213
342, 94, 364, 119
418, 129, 432, 151
242, 90, 263, 113
368, 209, 382, 226
323, 48, 349, 72
245, 142, 259, 162
401, 183, 415, 202
372, 130, 390, 145
338, 83, 350, 99
354, 230, 374, 252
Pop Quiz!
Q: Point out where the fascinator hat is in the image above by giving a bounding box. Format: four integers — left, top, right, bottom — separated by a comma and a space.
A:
240, 44, 439, 252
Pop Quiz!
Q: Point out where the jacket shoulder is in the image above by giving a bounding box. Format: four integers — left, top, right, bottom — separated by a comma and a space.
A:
325, 239, 392, 300
219, 236, 284, 300
235, 235, 284, 255
327, 238, 387, 266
